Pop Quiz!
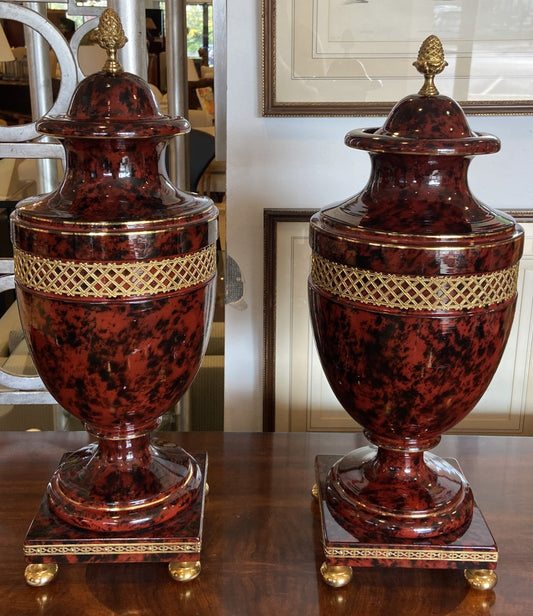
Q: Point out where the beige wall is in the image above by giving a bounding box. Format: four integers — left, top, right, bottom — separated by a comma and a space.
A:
223, 0, 533, 431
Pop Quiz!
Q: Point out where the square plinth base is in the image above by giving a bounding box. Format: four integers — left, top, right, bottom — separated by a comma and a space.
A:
24, 453, 207, 566
315, 455, 498, 571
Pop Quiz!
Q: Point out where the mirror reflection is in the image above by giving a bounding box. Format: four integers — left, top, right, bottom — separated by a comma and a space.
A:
0, 2, 225, 432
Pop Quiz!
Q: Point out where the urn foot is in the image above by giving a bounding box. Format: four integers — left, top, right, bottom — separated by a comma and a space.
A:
47, 438, 202, 533
23, 452, 207, 580
315, 455, 498, 586
325, 446, 473, 540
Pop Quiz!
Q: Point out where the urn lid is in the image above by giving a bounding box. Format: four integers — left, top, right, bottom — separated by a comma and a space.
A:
37, 8, 189, 139
345, 35, 499, 157
312, 35, 525, 244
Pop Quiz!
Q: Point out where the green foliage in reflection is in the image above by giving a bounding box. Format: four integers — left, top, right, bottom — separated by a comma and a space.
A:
187, 4, 213, 61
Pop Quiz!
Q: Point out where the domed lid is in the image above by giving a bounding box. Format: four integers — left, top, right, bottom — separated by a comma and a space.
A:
345, 36, 499, 156
37, 9, 189, 139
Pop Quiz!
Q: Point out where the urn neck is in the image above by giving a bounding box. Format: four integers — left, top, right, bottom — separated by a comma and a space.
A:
61, 136, 165, 186
366, 152, 472, 203
358, 152, 485, 236
41, 135, 181, 222
94, 433, 154, 468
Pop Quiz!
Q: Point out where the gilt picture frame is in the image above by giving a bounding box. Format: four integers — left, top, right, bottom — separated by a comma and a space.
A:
263, 0, 533, 117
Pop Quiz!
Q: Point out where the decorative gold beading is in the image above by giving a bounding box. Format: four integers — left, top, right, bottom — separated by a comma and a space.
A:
311, 253, 518, 312
94, 8, 127, 73
324, 546, 498, 563
24, 541, 200, 556
413, 35, 448, 96
14, 245, 216, 299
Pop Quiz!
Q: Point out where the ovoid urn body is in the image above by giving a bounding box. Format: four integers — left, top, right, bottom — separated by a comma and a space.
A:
11, 56, 217, 531
308, 45, 523, 540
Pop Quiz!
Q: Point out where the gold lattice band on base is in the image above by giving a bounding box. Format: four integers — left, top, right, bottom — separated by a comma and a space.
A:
24, 542, 200, 557
14, 245, 217, 299
311, 252, 519, 311
324, 546, 498, 563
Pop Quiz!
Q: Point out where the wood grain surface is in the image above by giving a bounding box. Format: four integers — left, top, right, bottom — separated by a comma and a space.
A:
1, 431, 531, 615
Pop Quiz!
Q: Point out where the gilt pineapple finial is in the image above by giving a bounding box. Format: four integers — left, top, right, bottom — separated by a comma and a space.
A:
413, 35, 448, 96
94, 8, 128, 74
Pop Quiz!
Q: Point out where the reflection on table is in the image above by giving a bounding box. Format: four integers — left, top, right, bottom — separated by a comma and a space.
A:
0, 431, 531, 615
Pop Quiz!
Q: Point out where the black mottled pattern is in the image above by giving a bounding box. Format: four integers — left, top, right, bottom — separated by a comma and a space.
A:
25, 450, 207, 562
17, 285, 215, 436
324, 447, 473, 540
315, 455, 498, 570
309, 90, 524, 543
309, 286, 516, 443
11, 67, 217, 533
47, 440, 203, 532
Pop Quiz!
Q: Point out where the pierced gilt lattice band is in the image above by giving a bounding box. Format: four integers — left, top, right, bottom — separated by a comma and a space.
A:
13, 245, 216, 299
311, 252, 519, 311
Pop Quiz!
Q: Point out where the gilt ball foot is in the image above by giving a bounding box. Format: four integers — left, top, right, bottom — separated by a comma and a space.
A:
320, 562, 353, 587
464, 568, 498, 591
168, 561, 201, 582
24, 563, 59, 587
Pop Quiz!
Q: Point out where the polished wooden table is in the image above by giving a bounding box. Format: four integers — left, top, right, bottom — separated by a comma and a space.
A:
1, 431, 531, 615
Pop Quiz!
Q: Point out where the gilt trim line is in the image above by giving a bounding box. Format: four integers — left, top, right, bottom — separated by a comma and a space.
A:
324, 545, 498, 562
24, 542, 201, 556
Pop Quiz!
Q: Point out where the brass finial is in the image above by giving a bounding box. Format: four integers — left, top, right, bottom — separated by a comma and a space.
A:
94, 8, 128, 73
413, 35, 448, 96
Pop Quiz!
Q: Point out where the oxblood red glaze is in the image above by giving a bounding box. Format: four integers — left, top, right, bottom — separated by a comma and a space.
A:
309, 92, 523, 541
315, 454, 498, 571
11, 69, 217, 532
310, 297, 516, 449
16, 288, 211, 438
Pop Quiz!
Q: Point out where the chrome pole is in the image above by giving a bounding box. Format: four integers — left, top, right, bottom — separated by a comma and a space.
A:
165, 0, 189, 189
24, 2, 58, 193
108, 0, 148, 80
213, 0, 227, 160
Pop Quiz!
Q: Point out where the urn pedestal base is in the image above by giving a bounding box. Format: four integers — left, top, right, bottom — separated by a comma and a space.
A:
23, 451, 207, 587
314, 455, 498, 590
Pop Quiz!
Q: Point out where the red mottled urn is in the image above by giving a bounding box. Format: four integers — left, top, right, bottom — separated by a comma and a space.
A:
310, 36, 523, 588
12, 10, 216, 584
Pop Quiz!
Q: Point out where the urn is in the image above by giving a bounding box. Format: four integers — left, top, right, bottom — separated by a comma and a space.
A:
13, 10, 217, 585
309, 36, 523, 588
